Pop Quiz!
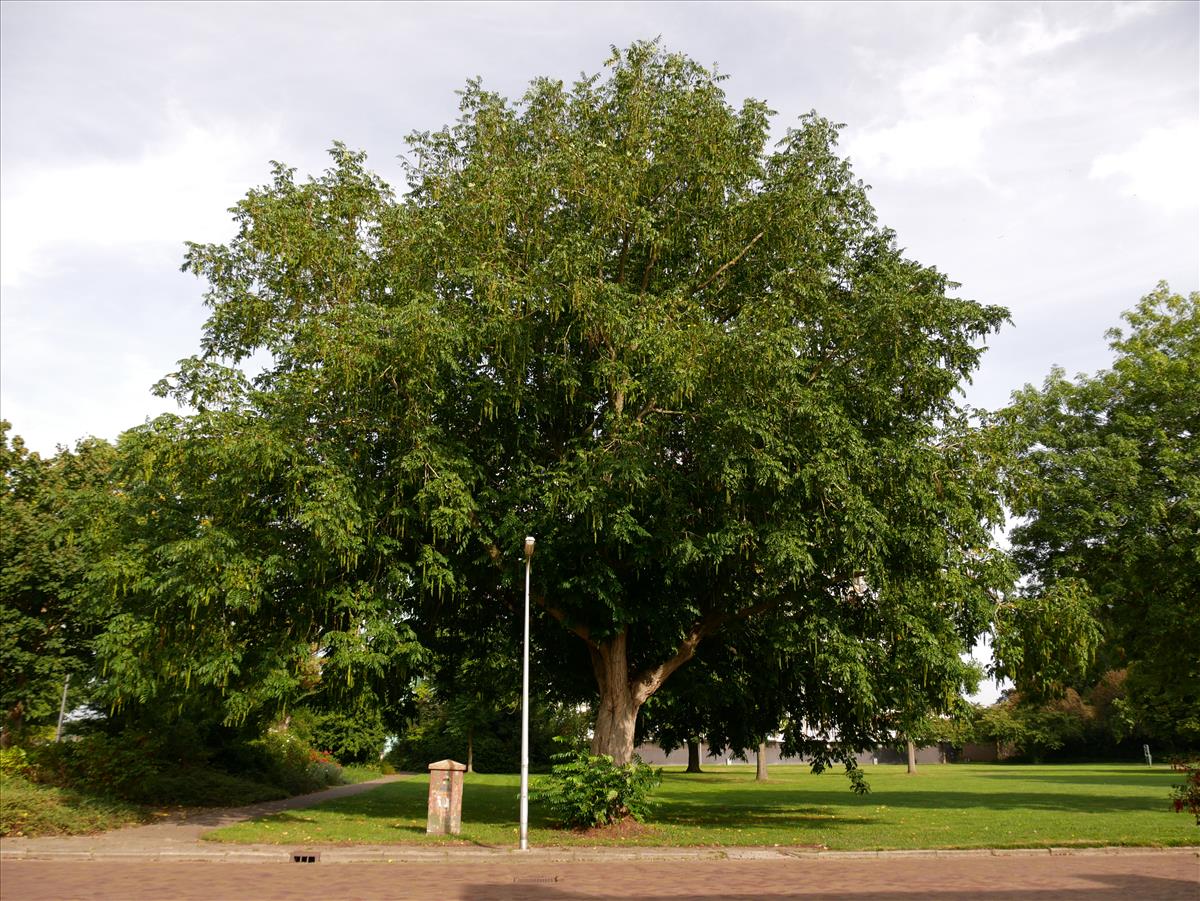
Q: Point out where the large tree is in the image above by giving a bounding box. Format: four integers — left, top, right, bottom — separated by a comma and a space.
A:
110, 42, 1010, 764
1000, 284, 1199, 745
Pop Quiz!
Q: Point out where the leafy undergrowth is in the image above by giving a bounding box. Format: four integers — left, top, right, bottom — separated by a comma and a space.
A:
0, 773, 149, 837
0, 730, 397, 837
206, 764, 1200, 850
119, 768, 289, 808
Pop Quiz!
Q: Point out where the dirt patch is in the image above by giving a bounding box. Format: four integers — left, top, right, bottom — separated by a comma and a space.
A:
572, 817, 661, 841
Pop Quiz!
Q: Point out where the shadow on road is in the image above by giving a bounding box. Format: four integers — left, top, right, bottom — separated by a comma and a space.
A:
461, 873, 1198, 900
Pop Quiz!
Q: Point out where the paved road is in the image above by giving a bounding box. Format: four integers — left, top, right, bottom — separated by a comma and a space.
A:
2, 851, 1197, 900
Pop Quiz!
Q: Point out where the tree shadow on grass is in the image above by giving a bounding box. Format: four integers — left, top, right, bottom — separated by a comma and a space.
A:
657, 785, 1170, 815
972, 772, 1178, 788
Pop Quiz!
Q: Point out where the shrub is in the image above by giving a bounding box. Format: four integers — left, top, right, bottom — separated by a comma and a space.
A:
244, 731, 346, 795
122, 769, 287, 807
0, 747, 31, 778
29, 732, 160, 796
1171, 762, 1199, 826
309, 707, 387, 764
22, 725, 345, 806
532, 743, 661, 829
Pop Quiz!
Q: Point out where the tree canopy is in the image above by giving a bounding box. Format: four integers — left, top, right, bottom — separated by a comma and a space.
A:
1000, 284, 1199, 745
92, 41, 1011, 765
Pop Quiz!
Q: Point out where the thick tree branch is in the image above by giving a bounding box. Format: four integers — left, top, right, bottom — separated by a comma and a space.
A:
539, 598, 597, 649
630, 611, 725, 705
694, 229, 766, 295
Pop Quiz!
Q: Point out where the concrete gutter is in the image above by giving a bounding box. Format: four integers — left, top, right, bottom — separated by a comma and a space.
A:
2, 842, 1195, 864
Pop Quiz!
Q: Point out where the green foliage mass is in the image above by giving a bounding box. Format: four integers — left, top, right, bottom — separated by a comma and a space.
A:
307, 702, 389, 765
1, 424, 115, 745
532, 742, 662, 828
105, 39, 1011, 764
999, 284, 1199, 744
0, 772, 147, 838
966, 669, 1162, 763
87, 409, 425, 729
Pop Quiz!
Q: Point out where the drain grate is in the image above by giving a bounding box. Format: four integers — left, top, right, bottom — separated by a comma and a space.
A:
291, 852, 321, 863
513, 876, 559, 884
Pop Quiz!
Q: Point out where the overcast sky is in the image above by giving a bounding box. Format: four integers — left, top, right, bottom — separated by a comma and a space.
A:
4, 0, 1197, 455
2, 1, 1196, 704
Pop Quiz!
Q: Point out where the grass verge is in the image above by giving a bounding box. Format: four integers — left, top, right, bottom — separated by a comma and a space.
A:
0, 773, 149, 837
205, 763, 1200, 850
0, 764, 389, 838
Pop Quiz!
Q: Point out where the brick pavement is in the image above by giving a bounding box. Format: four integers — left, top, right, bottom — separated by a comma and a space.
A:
2, 851, 1198, 900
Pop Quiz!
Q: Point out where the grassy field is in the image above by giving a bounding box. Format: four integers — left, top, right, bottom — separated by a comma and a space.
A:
206, 763, 1198, 850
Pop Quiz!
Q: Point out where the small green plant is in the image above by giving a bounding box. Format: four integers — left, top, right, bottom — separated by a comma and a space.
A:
532, 743, 661, 829
0, 747, 31, 778
1171, 762, 1199, 826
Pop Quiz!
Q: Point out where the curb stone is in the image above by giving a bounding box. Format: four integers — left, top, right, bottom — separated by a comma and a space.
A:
4, 843, 1195, 864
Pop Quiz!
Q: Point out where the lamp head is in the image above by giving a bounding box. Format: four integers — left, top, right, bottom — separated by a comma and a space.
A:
524, 536, 536, 558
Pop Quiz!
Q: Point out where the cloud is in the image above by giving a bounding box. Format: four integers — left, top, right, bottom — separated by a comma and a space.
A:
1089, 120, 1200, 213
847, 110, 995, 183
844, 5, 1163, 184
0, 103, 282, 288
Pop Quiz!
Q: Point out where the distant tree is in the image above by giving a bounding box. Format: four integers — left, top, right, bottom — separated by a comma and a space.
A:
972, 693, 1087, 762
1000, 284, 1199, 746
0, 424, 114, 746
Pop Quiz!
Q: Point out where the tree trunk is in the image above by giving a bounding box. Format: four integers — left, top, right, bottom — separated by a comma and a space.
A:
3, 702, 25, 749
591, 677, 639, 766
584, 623, 709, 767
756, 741, 769, 781
906, 739, 917, 774
686, 740, 702, 773
588, 630, 651, 766
467, 727, 474, 774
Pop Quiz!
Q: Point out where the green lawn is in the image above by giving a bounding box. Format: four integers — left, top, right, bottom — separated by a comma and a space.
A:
205, 763, 1198, 850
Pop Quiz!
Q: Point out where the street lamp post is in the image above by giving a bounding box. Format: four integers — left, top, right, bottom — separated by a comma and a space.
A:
519, 535, 535, 851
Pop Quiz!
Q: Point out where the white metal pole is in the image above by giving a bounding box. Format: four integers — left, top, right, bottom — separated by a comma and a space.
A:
55, 674, 70, 743
519, 536, 535, 851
